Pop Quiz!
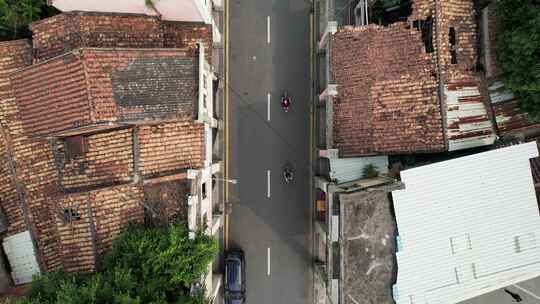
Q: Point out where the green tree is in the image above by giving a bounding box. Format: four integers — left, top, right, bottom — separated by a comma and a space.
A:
496, 0, 540, 120
17, 222, 217, 304
0, 0, 58, 40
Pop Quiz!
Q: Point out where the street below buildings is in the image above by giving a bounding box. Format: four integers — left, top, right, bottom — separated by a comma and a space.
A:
227, 0, 313, 303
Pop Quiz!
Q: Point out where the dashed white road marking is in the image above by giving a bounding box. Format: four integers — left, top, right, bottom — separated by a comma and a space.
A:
267, 93, 271, 121
267, 247, 271, 276
267, 16, 271, 44
267, 170, 271, 198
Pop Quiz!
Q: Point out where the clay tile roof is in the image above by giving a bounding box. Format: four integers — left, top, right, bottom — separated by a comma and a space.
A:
10, 48, 198, 136
331, 24, 445, 157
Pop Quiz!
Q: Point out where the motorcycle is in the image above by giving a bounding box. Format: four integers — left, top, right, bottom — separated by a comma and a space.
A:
281, 91, 291, 112
283, 163, 295, 183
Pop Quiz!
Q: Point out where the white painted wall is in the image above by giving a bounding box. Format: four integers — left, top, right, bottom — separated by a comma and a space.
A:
51, 0, 212, 23
2, 231, 40, 285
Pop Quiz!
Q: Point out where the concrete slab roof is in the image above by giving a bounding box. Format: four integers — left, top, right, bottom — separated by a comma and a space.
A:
340, 187, 397, 304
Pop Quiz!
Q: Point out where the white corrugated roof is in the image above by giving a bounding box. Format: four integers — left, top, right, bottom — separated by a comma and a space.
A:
392, 142, 540, 304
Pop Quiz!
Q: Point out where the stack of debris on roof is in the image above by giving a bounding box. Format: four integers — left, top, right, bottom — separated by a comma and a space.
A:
0, 12, 213, 278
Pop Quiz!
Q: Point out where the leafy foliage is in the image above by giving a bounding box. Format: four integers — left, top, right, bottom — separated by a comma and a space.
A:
362, 163, 380, 179
496, 0, 540, 120
0, 0, 58, 40
17, 222, 217, 304
104, 223, 218, 302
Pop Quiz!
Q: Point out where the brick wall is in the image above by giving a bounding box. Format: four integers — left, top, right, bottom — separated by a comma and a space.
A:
55, 184, 144, 273
30, 14, 82, 63
486, 1, 498, 77
163, 22, 212, 62
409, 0, 480, 81
89, 184, 144, 260
57, 128, 134, 190
30, 13, 162, 62
78, 13, 163, 49
139, 121, 205, 178
437, 0, 479, 83
55, 192, 96, 273
0, 40, 32, 237
30, 12, 211, 63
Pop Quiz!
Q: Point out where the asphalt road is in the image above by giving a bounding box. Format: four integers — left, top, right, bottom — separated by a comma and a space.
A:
228, 0, 312, 303
460, 276, 540, 304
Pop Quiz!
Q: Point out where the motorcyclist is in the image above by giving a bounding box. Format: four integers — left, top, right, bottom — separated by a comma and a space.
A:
281, 92, 291, 112
283, 166, 294, 183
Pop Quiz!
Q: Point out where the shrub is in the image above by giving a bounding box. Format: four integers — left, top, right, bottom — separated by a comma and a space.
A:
362, 163, 380, 179
496, 0, 540, 120
104, 223, 218, 300
18, 222, 218, 304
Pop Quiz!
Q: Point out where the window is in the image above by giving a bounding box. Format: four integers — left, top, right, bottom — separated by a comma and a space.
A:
449, 27, 458, 64
422, 17, 434, 53
64, 136, 87, 160
63, 207, 81, 223
414, 17, 434, 53
202, 182, 207, 199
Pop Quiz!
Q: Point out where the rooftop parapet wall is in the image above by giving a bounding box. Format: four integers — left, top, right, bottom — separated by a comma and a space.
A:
30, 12, 212, 63
409, 0, 478, 76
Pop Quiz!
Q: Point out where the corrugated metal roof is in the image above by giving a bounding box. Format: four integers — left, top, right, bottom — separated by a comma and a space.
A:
392, 142, 540, 304
488, 81, 540, 135
445, 82, 496, 151
329, 156, 388, 184
496, 136, 540, 185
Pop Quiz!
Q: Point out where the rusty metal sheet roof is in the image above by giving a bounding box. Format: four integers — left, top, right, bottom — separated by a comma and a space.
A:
489, 81, 540, 135
445, 82, 496, 151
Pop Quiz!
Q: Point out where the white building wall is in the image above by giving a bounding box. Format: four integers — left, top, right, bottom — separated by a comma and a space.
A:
2, 231, 40, 285
51, 0, 212, 23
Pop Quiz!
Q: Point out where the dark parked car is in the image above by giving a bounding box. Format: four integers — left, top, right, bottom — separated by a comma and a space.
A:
224, 249, 246, 304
